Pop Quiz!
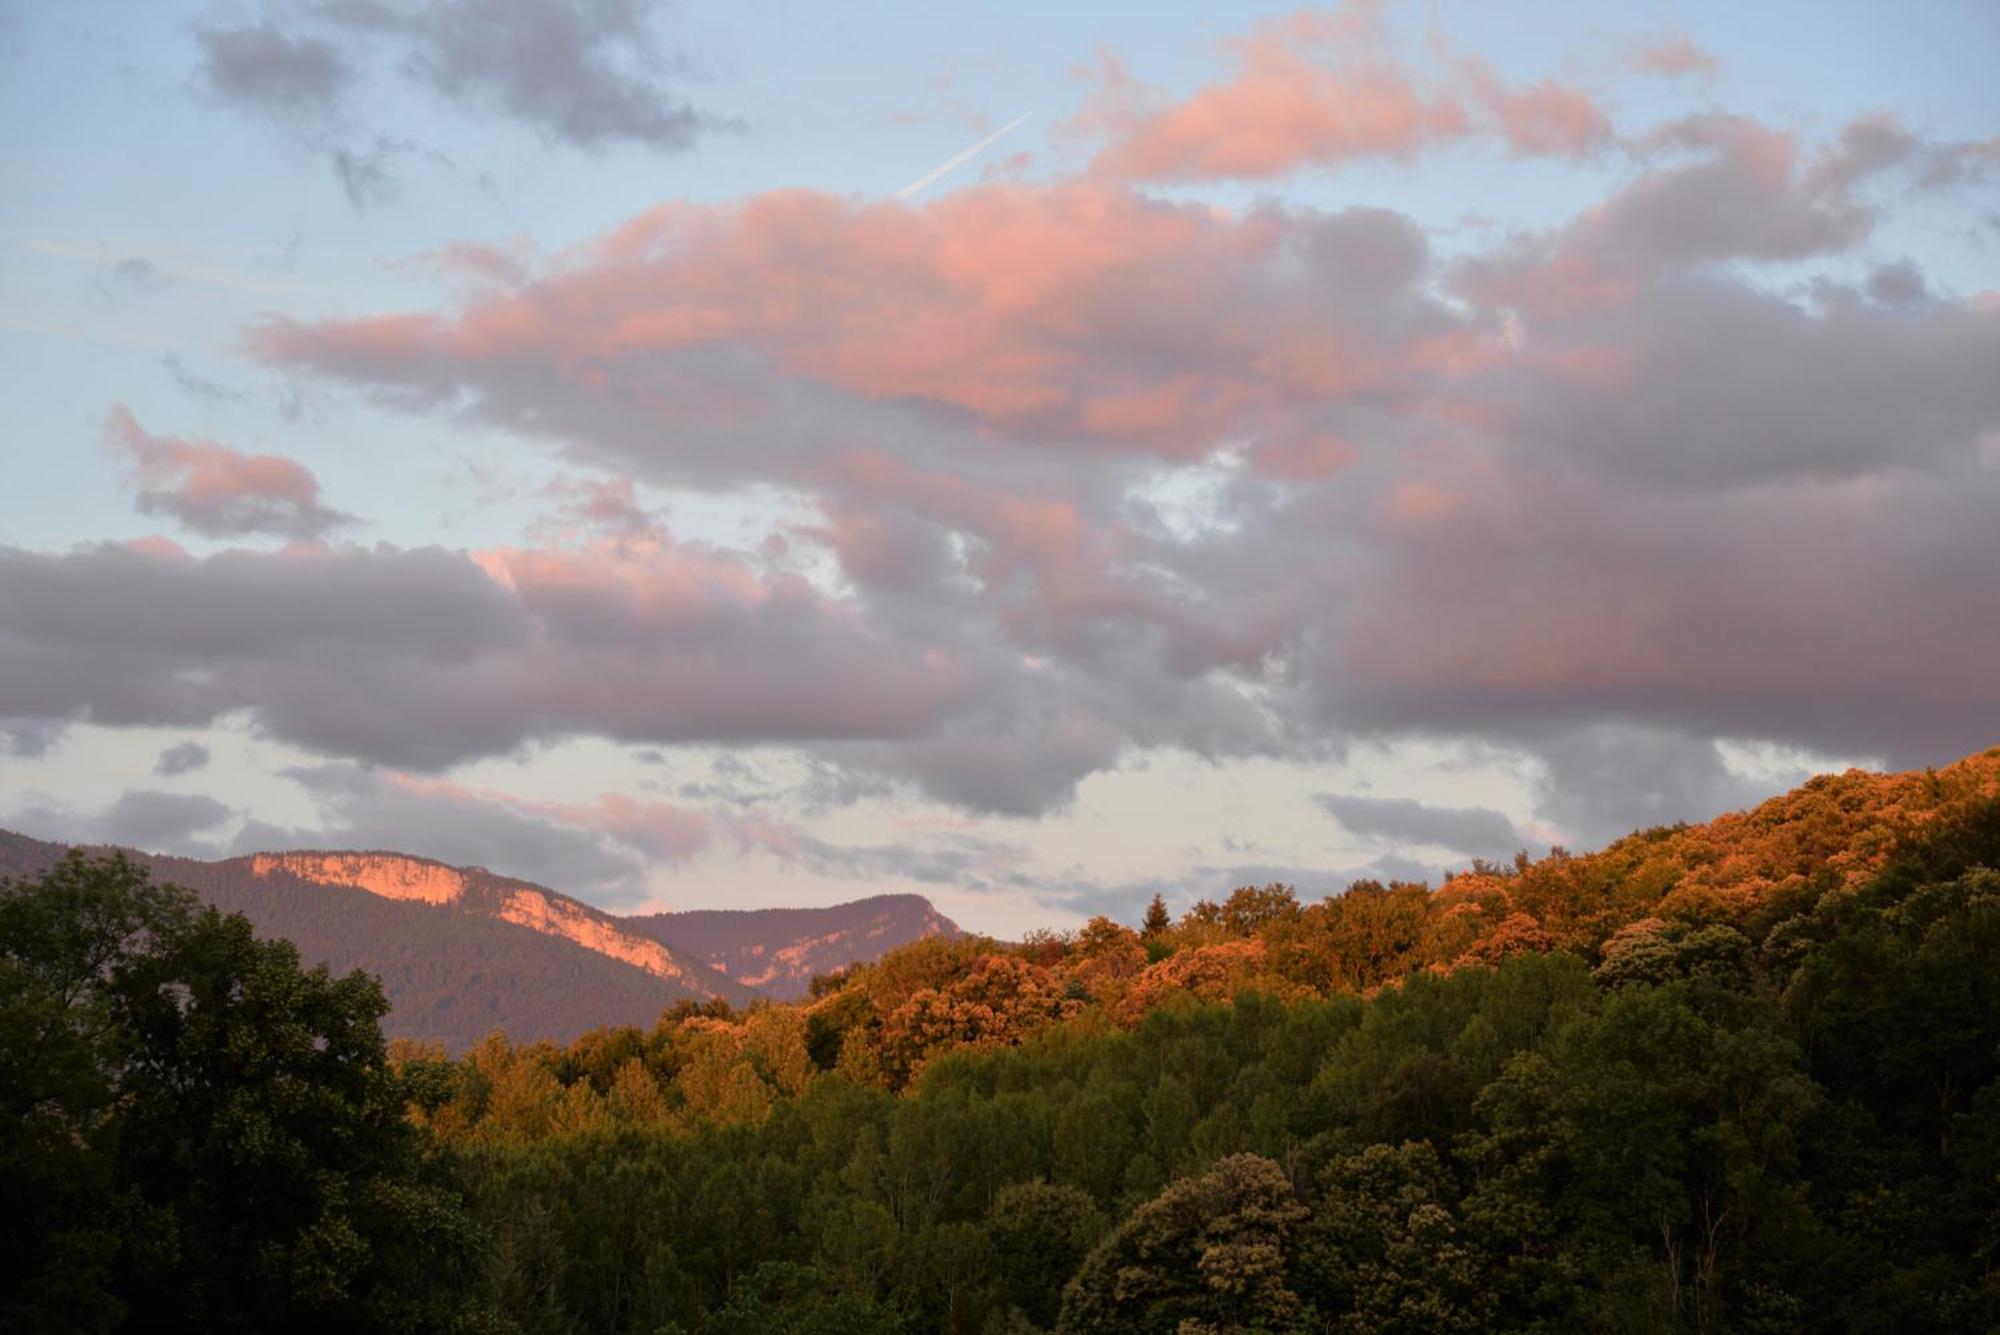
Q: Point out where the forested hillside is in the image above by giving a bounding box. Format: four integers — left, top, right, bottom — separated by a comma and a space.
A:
394, 746, 2000, 1331
7, 748, 1999, 1332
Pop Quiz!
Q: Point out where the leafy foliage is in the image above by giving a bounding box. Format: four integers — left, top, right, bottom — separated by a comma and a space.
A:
9, 746, 2000, 1332
1, 852, 497, 1333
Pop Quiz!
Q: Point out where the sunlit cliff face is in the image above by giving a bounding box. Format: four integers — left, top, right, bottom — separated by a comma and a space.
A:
497, 888, 704, 985
251, 852, 467, 904
251, 851, 711, 987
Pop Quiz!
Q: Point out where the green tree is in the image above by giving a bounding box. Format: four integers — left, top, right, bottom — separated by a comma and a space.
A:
1294, 1141, 1492, 1334
1, 852, 495, 1333
986, 1181, 1106, 1327
1, 850, 187, 1333
1059, 1153, 1308, 1334
698, 1261, 904, 1335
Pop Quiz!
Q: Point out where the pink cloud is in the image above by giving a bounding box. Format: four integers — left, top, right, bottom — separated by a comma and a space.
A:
1076, 4, 1610, 183
1628, 32, 1721, 80
1478, 75, 1615, 158
103, 405, 351, 541
251, 181, 1474, 471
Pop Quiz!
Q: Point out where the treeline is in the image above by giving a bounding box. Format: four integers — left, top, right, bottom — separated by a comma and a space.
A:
5, 748, 2000, 1331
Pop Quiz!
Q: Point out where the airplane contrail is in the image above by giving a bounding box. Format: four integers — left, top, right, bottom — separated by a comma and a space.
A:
896, 112, 1032, 200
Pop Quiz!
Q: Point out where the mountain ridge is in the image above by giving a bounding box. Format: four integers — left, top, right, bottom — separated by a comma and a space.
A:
0, 828, 962, 1048
624, 892, 963, 996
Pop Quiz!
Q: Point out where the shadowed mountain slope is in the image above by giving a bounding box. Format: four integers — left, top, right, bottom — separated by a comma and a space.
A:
623, 892, 962, 999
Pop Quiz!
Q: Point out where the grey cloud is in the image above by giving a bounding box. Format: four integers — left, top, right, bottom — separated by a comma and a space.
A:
329, 137, 407, 208
95, 789, 233, 855
1493, 275, 2000, 487
0, 538, 988, 794
1314, 456, 2000, 778
162, 355, 250, 411
107, 257, 175, 296
1315, 792, 1525, 859
2, 717, 68, 758
1602, 114, 1885, 266
1866, 259, 1927, 308
1528, 724, 1787, 849
155, 740, 212, 776
195, 0, 720, 198
195, 21, 352, 123
391, 0, 713, 152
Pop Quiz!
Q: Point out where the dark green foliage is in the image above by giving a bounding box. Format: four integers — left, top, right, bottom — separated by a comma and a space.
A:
1058, 1152, 1308, 1333
986, 1182, 1106, 1327
1, 852, 496, 1333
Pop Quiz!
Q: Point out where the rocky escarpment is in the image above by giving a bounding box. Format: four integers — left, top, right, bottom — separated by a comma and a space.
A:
249, 850, 731, 992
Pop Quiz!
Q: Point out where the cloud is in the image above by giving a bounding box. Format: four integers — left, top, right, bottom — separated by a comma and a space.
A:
0, 534, 984, 793
193, 0, 723, 199
1467, 272, 2000, 487
383, 772, 712, 863
155, 740, 212, 776
11, 39, 2000, 848
1072, 3, 1610, 183
1594, 114, 1888, 266
389, 0, 715, 152
1527, 724, 1789, 848
135, 129, 2000, 826
95, 789, 233, 855
1627, 33, 1720, 81
194, 20, 352, 124
247, 184, 1472, 480
1315, 792, 1525, 859
104, 406, 354, 541
1866, 259, 1927, 308
1, 717, 66, 758
106, 257, 176, 297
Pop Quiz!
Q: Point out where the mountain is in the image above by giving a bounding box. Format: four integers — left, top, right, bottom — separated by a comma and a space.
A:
0, 829, 961, 1049
624, 893, 963, 999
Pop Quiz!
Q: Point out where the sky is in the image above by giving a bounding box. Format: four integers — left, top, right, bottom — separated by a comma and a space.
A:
2, 0, 1996, 936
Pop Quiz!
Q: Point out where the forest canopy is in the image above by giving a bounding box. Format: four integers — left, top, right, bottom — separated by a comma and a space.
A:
5, 747, 1999, 1333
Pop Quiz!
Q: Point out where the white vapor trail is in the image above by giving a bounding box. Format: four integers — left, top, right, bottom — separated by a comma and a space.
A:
895, 112, 1032, 200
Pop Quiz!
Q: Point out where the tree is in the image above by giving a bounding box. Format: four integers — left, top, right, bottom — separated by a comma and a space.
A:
697, 1261, 905, 1335
1, 850, 187, 1333
0, 852, 496, 1333
986, 1181, 1107, 1327
1142, 895, 1172, 939
1294, 1141, 1492, 1334
1059, 1153, 1309, 1334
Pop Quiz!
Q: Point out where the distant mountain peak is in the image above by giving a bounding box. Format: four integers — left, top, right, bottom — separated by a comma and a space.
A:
0, 827, 966, 1046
